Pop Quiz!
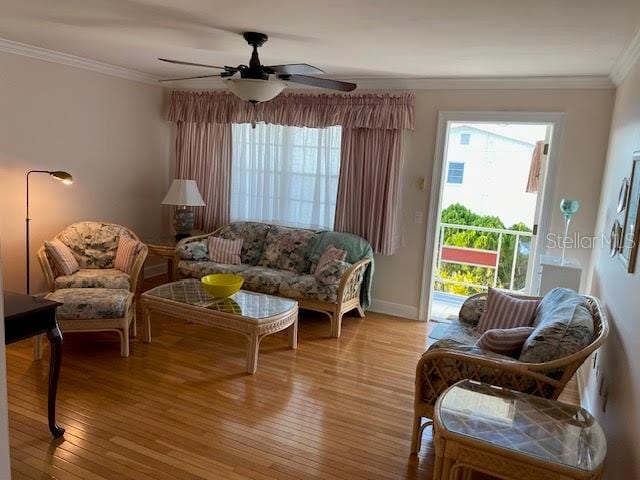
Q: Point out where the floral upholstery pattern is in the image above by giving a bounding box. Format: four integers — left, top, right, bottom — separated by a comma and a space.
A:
259, 226, 316, 274
520, 288, 595, 363
57, 222, 131, 269
242, 266, 297, 294
217, 222, 271, 265
315, 260, 352, 286
458, 294, 486, 327
178, 261, 250, 278
307, 231, 374, 308
176, 240, 209, 261
279, 275, 339, 303
54, 269, 130, 290
431, 321, 482, 346
47, 288, 132, 320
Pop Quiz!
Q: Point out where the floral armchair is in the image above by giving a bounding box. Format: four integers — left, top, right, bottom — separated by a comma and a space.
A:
411, 291, 609, 454
37, 221, 148, 357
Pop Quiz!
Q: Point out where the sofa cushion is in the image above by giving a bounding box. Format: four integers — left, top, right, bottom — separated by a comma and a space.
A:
57, 222, 128, 269
114, 236, 142, 274
477, 288, 539, 333
314, 246, 347, 274
279, 275, 339, 303
242, 266, 297, 294
477, 327, 535, 357
176, 240, 209, 261
519, 288, 594, 363
45, 238, 80, 276
178, 261, 250, 278
217, 222, 271, 265
315, 260, 352, 286
432, 320, 482, 346
259, 226, 316, 274
47, 288, 132, 320
55, 268, 131, 290
208, 236, 243, 264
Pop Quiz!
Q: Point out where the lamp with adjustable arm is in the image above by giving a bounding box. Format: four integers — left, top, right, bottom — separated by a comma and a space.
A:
26, 170, 73, 294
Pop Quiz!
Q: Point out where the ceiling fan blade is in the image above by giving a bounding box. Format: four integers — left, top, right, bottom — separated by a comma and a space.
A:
159, 74, 223, 82
266, 63, 324, 75
158, 58, 226, 69
279, 75, 357, 92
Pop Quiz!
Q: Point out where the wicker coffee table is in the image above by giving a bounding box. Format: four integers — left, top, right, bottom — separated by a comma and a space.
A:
142, 279, 298, 374
433, 380, 606, 480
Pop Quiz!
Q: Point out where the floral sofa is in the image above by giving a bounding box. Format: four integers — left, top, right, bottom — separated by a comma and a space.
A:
411, 288, 609, 454
176, 222, 374, 337
37, 221, 148, 357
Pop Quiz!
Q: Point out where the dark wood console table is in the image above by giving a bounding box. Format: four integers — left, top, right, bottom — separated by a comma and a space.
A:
3, 292, 65, 438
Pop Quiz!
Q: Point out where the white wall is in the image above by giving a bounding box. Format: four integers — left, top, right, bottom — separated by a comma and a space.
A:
0, 52, 172, 293
584, 56, 640, 479
371, 88, 614, 317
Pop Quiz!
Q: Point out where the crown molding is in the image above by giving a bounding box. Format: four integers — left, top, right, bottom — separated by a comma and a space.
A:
0, 37, 614, 91
610, 27, 640, 86
172, 75, 613, 91
0, 38, 157, 85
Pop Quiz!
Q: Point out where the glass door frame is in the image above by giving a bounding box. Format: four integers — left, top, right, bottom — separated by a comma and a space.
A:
418, 111, 565, 321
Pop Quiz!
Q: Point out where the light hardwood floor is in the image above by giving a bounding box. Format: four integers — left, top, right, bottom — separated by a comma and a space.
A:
6, 284, 436, 479
6, 280, 579, 480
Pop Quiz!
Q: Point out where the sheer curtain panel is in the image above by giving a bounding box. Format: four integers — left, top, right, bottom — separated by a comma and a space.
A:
231, 123, 342, 230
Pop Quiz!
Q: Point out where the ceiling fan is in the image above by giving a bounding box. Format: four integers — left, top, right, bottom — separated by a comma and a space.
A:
159, 31, 357, 103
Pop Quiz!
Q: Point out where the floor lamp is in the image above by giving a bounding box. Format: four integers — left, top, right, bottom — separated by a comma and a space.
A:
26, 170, 73, 294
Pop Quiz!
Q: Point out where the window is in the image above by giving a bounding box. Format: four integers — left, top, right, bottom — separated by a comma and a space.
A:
447, 162, 465, 184
230, 123, 342, 229
460, 132, 471, 145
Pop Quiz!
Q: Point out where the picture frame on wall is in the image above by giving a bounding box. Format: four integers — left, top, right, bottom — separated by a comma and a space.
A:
619, 151, 640, 273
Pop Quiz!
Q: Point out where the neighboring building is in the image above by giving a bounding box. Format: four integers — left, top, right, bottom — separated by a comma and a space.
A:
442, 125, 541, 227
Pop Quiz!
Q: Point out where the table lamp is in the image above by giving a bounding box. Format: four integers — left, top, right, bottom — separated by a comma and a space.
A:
26, 170, 74, 294
161, 179, 206, 240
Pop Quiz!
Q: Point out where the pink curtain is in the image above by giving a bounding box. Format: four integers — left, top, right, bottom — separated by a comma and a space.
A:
174, 122, 232, 231
169, 91, 415, 130
335, 128, 404, 255
169, 91, 415, 251
526, 141, 545, 193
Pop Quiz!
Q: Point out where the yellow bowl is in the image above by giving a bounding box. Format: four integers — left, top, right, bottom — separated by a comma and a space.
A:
201, 274, 244, 299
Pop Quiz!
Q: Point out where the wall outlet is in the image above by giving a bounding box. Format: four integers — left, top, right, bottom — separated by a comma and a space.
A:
414, 211, 424, 224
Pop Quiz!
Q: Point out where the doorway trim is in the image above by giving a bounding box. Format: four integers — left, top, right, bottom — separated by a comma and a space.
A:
418, 111, 565, 321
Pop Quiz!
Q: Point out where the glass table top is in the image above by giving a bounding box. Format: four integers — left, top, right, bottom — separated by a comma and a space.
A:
143, 279, 297, 319
438, 380, 606, 472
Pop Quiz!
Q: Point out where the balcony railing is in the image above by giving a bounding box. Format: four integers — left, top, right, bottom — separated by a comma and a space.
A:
435, 222, 533, 295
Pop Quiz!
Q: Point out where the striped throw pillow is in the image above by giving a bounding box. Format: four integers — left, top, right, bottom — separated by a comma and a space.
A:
314, 246, 347, 275
114, 236, 141, 274
477, 327, 535, 356
208, 236, 243, 265
45, 238, 79, 276
477, 288, 540, 333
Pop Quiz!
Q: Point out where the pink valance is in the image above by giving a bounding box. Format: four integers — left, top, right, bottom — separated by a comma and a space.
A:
168, 91, 415, 130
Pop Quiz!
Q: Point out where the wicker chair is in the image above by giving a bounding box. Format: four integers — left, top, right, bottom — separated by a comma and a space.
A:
37, 221, 148, 357
411, 292, 609, 454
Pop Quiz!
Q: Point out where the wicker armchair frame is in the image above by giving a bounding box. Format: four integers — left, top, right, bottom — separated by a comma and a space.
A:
176, 229, 372, 338
36, 222, 148, 358
411, 292, 609, 454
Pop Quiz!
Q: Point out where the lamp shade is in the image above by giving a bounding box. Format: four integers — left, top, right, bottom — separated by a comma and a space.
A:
225, 78, 286, 103
161, 179, 206, 206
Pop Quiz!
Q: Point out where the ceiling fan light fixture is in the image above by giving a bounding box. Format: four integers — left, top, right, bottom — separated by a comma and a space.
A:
225, 78, 286, 103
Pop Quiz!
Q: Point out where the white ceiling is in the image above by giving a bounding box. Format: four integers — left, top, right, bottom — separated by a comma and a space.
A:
1, 0, 639, 81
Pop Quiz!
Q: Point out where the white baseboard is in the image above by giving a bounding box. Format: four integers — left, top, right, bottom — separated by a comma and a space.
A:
144, 263, 167, 279
369, 299, 419, 319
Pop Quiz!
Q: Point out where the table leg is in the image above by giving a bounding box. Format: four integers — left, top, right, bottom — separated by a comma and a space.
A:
143, 305, 152, 343
46, 326, 65, 438
288, 319, 298, 349
246, 333, 260, 374
167, 258, 175, 282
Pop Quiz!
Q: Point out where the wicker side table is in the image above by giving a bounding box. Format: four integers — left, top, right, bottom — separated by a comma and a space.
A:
433, 380, 606, 480
144, 232, 203, 281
